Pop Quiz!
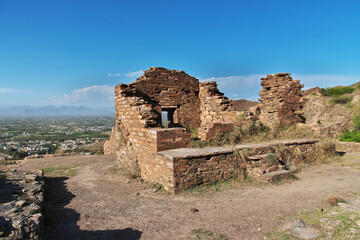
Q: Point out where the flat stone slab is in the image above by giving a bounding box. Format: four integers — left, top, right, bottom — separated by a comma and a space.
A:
278, 218, 305, 231
247, 154, 268, 161
158, 147, 233, 160
291, 227, 320, 239
158, 139, 318, 161
262, 170, 291, 181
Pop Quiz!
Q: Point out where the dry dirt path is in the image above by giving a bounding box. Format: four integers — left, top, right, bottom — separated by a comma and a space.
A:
15, 152, 360, 240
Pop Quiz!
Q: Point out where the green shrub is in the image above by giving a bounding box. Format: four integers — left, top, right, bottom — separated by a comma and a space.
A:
321, 86, 355, 96
338, 102, 360, 142
338, 129, 360, 142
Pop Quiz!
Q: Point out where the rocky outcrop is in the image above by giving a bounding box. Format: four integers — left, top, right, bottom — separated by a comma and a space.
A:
302, 88, 352, 137
0, 170, 44, 240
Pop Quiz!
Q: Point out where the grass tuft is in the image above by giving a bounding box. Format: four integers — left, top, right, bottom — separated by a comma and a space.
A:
41, 166, 79, 177
330, 96, 353, 105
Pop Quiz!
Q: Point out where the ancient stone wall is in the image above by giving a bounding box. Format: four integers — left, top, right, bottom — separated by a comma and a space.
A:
104, 69, 193, 182
258, 73, 305, 128
130, 67, 201, 127
159, 139, 319, 192
198, 81, 245, 140
104, 67, 322, 193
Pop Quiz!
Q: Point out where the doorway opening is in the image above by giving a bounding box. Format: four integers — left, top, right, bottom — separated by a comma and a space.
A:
161, 107, 176, 128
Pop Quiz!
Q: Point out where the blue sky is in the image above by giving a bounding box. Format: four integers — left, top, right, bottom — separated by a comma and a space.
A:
1, 0, 360, 107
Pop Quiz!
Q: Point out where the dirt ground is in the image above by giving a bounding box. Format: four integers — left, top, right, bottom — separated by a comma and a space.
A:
14, 152, 360, 240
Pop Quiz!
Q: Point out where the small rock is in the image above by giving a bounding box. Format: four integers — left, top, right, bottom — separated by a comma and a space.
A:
37, 170, 44, 177
15, 200, 26, 208
0, 203, 15, 211
25, 174, 37, 181
135, 192, 140, 196
291, 227, 320, 240
278, 218, 305, 231
30, 213, 42, 222
190, 208, 199, 213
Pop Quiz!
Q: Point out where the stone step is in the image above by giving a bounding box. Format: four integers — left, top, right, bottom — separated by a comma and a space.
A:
261, 170, 292, 182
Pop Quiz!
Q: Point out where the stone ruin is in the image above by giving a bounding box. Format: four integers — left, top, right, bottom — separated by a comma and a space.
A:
258, 73, 305, 128
104, 67, 317, 192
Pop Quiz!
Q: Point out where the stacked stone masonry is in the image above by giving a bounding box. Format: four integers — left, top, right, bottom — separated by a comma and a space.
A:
158, 139, 319, 192
104, 67, 321, 192
104, 67, 244, 181
199, 81, 245, 140
258, 73, 305, 127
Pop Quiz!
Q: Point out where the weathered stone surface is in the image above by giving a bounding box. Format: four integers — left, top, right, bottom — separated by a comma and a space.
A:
278, 218, 305, 231
0, 170, 44, 240
104, 67, 248, 190
258, 73, 305, 128
262, 170, 291, 181
291, 227, 320, 239
159, 139, 320, 192
198, 81, 247, 141
103, 67, 323, 192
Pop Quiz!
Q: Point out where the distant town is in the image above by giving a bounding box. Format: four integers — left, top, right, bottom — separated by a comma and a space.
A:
0, 117, 114, 162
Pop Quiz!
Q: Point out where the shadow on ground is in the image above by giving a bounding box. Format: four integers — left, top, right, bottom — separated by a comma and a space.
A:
0, 171, 23, 204
43, 177, 142, 240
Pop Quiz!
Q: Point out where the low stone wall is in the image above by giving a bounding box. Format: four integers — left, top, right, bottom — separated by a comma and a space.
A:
0, 170, 44, 240
158, 139, 319, 193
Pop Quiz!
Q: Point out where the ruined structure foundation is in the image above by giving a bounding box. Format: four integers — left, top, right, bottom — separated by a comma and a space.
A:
104, 68, 322, 192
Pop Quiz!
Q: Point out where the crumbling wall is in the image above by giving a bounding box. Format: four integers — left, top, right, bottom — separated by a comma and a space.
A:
104, 69, 192, 185
104, 67, 320, 192
199, 81, 245, 140
258, 73, 305, 128
130, 67, 201, 127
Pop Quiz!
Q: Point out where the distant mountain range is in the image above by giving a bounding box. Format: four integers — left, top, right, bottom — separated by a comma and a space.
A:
0, 105, 115, 117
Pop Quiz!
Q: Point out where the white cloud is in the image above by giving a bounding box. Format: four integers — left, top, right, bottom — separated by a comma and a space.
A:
125, 70, 143, 78
107, 73, 122, 77
200, 74, 265, 86
50, 85, 114, 107
107, 70, 144, 81
0, 88, 24, 93
199, 74, 265, 102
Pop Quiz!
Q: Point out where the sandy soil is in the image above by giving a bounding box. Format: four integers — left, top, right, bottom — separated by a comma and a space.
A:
15, 152, 360, 240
